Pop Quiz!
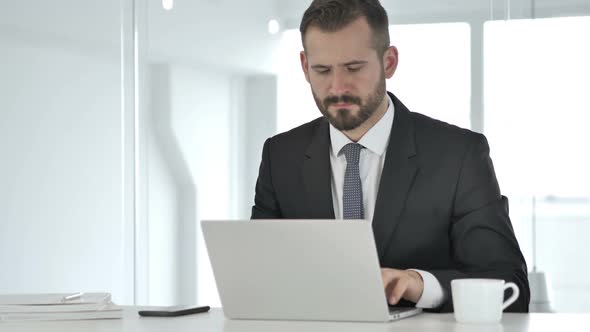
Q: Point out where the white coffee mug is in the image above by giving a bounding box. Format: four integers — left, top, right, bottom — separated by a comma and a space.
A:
451, 278, 519, 324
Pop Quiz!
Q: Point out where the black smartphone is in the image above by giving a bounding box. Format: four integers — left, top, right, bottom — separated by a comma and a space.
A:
138, 305, 210, 317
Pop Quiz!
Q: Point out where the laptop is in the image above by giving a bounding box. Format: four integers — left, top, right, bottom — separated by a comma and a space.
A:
201, 219, 422, 322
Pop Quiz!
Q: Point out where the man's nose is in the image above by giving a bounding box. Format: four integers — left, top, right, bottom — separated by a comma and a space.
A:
328, 69, 351, 96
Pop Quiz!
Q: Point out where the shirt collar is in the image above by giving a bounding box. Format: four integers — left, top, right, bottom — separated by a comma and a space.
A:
329, 94, 395, 157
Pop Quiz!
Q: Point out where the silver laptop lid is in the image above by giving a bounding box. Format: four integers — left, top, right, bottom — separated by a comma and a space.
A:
201, 219, 394, 322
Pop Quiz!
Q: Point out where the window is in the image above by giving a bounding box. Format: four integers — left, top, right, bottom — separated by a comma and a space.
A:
484, 17, 590, 312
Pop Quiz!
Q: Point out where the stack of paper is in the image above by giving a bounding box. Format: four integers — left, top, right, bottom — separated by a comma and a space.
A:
0, 293, 122, 322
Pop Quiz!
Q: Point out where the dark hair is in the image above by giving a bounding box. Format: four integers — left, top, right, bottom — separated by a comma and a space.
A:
300, 0, 390, 55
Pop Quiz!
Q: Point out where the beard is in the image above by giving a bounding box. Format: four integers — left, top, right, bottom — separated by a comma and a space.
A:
312, 74, 386, 131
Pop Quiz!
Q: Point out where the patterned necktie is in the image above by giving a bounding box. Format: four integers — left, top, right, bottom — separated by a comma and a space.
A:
341, 143, 364, 219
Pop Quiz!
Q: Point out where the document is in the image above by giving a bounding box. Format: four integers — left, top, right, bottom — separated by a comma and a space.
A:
0, 292, 122, 322
0, 292, 111, 305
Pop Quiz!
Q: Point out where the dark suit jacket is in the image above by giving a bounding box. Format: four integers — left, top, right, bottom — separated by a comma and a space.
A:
251, 92, 530, 313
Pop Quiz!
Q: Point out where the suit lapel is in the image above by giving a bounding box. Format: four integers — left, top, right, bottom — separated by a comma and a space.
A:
302, 119, 336, 219
372, 93, 419, 262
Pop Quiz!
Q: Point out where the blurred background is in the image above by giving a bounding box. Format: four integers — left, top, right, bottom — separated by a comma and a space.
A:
1, 0, 589, 312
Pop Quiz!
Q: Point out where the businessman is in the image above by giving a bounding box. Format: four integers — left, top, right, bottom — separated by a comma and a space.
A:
251, 0, 529, 312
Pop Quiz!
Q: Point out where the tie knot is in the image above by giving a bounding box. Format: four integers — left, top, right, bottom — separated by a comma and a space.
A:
341, 143, 363, 164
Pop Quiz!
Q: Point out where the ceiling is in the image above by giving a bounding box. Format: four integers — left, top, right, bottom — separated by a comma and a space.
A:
1, 0, 589, 74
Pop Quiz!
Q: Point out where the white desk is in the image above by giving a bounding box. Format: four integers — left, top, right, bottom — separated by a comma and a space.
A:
2, 307, 590, 332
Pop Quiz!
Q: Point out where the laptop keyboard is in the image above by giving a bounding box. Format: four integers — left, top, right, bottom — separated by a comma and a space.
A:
389, 307, 416, 314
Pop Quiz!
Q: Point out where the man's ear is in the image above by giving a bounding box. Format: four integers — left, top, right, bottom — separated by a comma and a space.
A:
383, 46, 399, 79
300, 51, 311, 83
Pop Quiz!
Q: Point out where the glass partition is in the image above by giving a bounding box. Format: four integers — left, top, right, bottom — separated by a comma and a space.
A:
0, 0, 132, 303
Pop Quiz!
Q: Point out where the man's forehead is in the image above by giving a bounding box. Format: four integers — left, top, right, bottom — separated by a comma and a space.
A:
303, 18, 376, 63
304, 42, 376, 66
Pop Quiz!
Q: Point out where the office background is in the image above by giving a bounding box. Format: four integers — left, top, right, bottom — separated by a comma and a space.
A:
1, 0, 589, 312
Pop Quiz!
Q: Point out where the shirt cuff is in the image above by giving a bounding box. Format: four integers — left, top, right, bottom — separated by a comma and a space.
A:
409, 269, 445, 309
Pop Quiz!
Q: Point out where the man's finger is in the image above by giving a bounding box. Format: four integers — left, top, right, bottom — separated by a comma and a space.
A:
382, 268, 404, 302
381, 268, 402, 284
389, 276, 409, 305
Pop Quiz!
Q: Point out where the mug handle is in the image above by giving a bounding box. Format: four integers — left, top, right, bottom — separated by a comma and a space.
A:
502, 282, 520, 310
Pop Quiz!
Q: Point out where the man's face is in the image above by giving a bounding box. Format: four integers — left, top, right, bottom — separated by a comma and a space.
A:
300, 17, 397, 131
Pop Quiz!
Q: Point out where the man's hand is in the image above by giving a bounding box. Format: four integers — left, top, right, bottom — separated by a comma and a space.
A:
381, 268, 424, 305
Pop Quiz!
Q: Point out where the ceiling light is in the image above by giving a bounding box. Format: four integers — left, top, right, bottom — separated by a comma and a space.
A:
162, 0, 174, 11
268, 19, 280, 35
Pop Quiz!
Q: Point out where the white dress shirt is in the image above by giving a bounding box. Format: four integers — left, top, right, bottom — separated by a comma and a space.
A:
328, 95, 445, 309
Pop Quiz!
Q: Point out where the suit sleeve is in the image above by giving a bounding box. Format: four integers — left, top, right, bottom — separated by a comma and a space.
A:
251, 138, 283, 219
428, 134, 530, 313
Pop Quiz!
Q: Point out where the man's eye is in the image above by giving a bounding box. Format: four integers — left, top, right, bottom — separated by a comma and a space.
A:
347, 66, 362, 72
315, 69, 330, 75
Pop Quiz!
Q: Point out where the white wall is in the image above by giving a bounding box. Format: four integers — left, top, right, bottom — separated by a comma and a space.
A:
239, 75, 278, 219
146, 64, 237, 306
0, 38, 131, 303
170, 64, 235, 307
144, 62, 279, 305
145, 64, 183, 305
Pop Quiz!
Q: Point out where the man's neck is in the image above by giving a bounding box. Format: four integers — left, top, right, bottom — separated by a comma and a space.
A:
342, 95, 389, 142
